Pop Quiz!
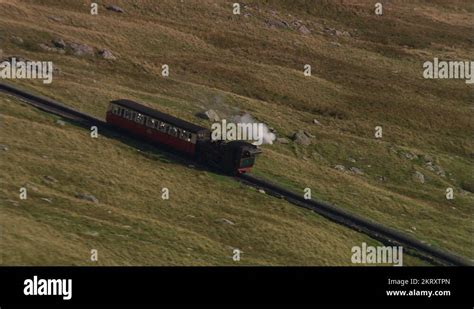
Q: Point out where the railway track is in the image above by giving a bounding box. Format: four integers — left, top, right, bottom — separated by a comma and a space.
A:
1, 81, 472, 266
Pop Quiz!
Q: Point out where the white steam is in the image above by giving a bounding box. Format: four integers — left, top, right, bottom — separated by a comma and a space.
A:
231, 113, 276, 145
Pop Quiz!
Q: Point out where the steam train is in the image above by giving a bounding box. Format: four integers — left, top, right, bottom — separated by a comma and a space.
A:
106, 99, 261, 174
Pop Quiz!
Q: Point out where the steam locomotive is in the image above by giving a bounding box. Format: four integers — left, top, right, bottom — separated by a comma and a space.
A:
106, 99, 261, 174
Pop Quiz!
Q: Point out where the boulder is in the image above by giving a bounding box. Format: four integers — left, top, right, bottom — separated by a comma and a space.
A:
215, 218, 235, 225
11, 36, 24, 44
75, 193, 99, 203
43, 175, 58, 183
52, 38, 66, 49
349, 167, 364, 175
98, 49, 116, 60
276, 137, 289, 144
265, 19, 289, 29
69, 43, 94, 56
197, 109, 220, 122
292, 130, 311, 145
106, 5, 125, 13
412, 171, 425, 184
298, 25, 311, 34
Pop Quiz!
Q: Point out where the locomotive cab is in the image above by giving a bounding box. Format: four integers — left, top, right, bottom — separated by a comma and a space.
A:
225, 141, 262, 174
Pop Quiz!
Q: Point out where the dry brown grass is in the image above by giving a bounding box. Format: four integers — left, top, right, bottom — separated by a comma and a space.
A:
0, 0, 472, 264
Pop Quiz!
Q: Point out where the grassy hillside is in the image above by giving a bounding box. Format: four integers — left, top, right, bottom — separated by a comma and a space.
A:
0, 0, 472, 264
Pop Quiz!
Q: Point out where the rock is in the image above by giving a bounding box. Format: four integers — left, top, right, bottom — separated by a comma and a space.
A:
0, 144, 8, 151
276, 137, 289, 144
348, 158, 356, 163
48, 16, 63, 22
106, 5, 125, 13
38, 43, 53, 51
349, 167, 364, 175
425, 162, 445, 177
11, 36, 24, 44
52, 38, 66, 49
75, 193, 99, 203
412, 171, 425, 184
313, 119, 321, 125
461, 180, 474, 193
265, 19, 289, 29
197, 109, 220, 122
39, 43, 65, 54
84, 231, 100, 237
69, 42, 94, 56
402, 151, 418, 160
98, 49, 116, 60
334, 165, 346, 171
56, 119, 66, 126
258, 189, 266, 194
292, 130, 311, 146
377, 176, 387, 182
330, 42, 342, 47
422, 154, 434, 163
303, 131, 315, 138
24, 182, 39, 192
298, 25, 311, 34
43, 175, 58, 183
244, 13, 252, 18
215, 218, 235, 225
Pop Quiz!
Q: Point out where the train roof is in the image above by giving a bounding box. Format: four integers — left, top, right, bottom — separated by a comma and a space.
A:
111, 99, 209, 133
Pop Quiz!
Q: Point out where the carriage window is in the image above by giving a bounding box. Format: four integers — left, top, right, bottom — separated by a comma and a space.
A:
123, 109, 131, 120
159, 122, 167, 132
168, 126, 178, 137
135, 113, 145, 125
146, 117, 156, 128
179, 130, 188, 141
112, 105, 120, 115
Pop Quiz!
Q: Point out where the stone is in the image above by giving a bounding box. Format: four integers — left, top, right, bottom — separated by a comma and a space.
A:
334, 165, 346, 171
265, 19, 289, 29
0, 144, 8, 151
39, 43, 66, 54
69, 43, 94, 56
43, 175, 58, 183
403, 151, 418, 160
276, 137, 289, 144
56, 119, 66, 126
349, 167, 364, 175
298, 25, 311, 34
52, 38, 66, 49
412, 171, 425, 184
75, 193, 99, 203
313, 119, 321, 125
106, 5, 125, 13
98, 49, 116, 60
215, 218, 235, 225
48, 16, 63, 22
292, 130, 311, 146
11, 36, 24, 44
258, 189, 266, 194
197, 109, 220, 122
